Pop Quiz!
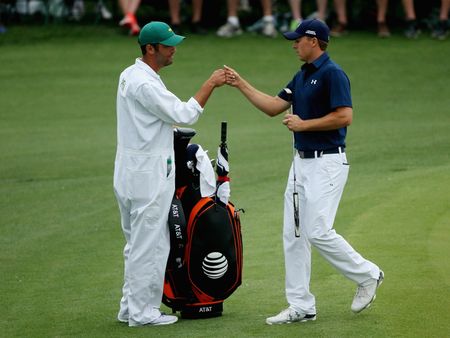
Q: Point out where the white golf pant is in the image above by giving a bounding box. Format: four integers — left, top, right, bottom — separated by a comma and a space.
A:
283, 151, 380, 315
113, 149, 175, 326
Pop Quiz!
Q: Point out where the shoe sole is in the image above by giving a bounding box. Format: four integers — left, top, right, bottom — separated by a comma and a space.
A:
128, 318, 178, 326
266, 315, 316, 325
352, 271, 384, 314
150, 318, 178, 326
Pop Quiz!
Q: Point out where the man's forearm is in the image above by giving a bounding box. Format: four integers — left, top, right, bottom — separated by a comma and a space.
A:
237, 79, 286, 117
302, 108, 353, 131
194, 80, 216, 108
283, 107, 353, 132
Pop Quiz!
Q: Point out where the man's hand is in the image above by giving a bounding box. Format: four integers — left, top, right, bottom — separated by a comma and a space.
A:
283, 113, 305, 132
208, 69, 227, 88
283, 107, 353, 132
194, 69, 226, 107
224, 65, 241, 88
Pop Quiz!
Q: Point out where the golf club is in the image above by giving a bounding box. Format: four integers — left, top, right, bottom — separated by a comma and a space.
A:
284, 88, 300, 238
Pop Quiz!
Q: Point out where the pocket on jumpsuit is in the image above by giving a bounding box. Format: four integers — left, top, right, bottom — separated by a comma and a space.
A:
126, 155, 175, 227
127, 169, 161, 229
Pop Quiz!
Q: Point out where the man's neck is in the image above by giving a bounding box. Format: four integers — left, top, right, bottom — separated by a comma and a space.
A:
306, 50, 325, 64
142, 55, 160, 73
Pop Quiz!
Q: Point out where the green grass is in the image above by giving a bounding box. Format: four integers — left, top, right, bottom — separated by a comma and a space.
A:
1, 25, 449, 337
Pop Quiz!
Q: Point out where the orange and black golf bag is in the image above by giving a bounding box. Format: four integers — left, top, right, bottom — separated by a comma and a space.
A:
163, 123, 243, 319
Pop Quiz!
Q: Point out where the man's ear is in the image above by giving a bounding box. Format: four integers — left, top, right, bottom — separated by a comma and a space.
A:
146, 44, 156, 55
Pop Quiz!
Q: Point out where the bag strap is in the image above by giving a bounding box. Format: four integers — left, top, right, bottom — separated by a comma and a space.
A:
168, 195, 187, 269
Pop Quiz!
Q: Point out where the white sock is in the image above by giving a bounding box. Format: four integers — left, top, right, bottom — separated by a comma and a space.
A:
227, 16, 240, 27
262, 15, 274, 23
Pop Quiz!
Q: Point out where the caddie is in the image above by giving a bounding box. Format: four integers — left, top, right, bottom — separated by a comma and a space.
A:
113, 21, 225, 327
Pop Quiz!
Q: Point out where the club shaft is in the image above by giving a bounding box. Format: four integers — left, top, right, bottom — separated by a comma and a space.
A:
221, 121, 227, 144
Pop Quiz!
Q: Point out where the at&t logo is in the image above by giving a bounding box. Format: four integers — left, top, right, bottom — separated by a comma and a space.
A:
202, 252, 228, 279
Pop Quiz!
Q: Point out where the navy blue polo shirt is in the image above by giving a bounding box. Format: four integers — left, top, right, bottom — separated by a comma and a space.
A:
278, 52, 352, 151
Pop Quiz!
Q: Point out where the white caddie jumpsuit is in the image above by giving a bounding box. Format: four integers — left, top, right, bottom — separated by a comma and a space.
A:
113, 58, 203, 326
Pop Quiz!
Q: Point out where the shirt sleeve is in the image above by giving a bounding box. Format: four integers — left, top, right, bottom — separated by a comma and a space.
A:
277, 79, 295, 102
135, 82, 204, 125
328, 69, 352, 110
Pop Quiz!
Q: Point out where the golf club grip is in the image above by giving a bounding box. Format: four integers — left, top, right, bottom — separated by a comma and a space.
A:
293, 192, 300, 237
221, 121, 227, 144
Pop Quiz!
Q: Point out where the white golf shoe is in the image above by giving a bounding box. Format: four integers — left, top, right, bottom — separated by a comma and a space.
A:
266, 308, 316, 325
217, 22, 243, 38
262, 19, 277, 38
351, 270, 384, 313
128, 312, 178, 326
117, 315, 128, 323
148, 313, 178, 326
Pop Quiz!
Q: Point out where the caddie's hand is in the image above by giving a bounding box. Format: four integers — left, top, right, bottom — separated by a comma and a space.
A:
224, 65, 241, 87
209, 69, 227, 88
283, 113, 305, 132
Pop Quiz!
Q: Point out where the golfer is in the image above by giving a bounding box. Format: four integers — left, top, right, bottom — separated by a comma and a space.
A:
224, 19, 383, 324
114, 21, 225, 327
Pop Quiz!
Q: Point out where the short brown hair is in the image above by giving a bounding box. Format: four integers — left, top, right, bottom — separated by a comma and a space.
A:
140, 43, 159, 55
318, 39, 328, 51
306, 36, 328, 51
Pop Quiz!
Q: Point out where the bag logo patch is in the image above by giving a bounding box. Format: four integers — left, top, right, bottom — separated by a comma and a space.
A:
202, 252, 228, 279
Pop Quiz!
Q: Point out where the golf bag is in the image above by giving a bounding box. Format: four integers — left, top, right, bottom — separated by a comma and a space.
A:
163, 125, 243, 319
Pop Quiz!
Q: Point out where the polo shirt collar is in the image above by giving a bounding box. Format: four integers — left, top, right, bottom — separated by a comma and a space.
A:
135, 58, 160, 79
302, 52, 330, 71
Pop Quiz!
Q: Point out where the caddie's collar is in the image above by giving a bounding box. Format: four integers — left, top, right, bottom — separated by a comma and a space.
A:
135, 58, 160, 79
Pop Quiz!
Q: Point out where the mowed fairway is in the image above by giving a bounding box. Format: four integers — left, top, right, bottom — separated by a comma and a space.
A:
1, 25, 449, 337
